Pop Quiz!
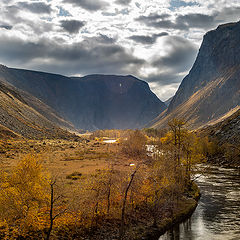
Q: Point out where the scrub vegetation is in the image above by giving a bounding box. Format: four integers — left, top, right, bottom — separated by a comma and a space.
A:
0, 119, 209, 239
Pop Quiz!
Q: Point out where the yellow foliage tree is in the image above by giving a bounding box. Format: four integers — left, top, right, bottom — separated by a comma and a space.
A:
0, 154, 49, 239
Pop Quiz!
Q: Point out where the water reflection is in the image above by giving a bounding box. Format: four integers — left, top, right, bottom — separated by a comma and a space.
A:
159, 166, 240, 240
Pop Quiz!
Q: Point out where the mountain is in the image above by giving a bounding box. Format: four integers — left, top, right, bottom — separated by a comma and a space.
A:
164, 96, 173, 107
151, 21, 240, 129
0, 65, 166, 130
202, 109, 240, 145
0, 79, 75, 139
0, 124, 18, 139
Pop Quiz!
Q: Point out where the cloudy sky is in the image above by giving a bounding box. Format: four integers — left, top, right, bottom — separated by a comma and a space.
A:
0, 0, 240, 100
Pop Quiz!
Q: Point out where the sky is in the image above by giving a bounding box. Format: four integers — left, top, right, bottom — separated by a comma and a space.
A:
0, 0, 239, 101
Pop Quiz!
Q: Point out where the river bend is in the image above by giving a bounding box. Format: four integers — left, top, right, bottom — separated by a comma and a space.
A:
159, 165, 240, 240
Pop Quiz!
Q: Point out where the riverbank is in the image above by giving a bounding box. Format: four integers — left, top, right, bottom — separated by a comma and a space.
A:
77, 182, 200, 240
132, 182, 200, 240
157, 165, 240, 239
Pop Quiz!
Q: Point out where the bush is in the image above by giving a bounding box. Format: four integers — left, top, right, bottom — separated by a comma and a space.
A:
66, 172, 82, 180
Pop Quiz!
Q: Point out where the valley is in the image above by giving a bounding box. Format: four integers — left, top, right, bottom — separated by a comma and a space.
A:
0, 7, 239, 239
0, 127, 202, 239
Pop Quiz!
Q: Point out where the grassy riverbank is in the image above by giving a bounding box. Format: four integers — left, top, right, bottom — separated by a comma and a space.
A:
139, 182, 200, 240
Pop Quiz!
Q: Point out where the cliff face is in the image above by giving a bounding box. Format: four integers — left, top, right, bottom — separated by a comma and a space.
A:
152, 21, 240, 129
0, 66, 166, 130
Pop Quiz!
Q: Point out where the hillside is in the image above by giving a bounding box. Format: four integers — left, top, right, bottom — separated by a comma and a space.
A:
0, 65, 166, 130
202, 109, 240, 145
0, 124, 18, 139
0, 80, 75, 139
200, 109, 240, 166
151, 21, 240, 129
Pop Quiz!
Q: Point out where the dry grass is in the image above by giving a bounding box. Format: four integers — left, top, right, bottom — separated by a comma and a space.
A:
0, 137, 133, 185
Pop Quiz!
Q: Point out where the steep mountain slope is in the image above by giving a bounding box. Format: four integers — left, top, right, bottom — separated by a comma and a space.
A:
0, 124, 18, 139
152, 21, 240, 129
0, 65, 166, 130
202, 109, 240, 145
0, 80, 75, 139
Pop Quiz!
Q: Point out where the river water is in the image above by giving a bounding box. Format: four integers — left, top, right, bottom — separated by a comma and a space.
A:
159, 165, 240, 240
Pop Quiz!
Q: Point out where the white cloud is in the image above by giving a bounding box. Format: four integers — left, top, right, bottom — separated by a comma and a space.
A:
0, 0, 239, 100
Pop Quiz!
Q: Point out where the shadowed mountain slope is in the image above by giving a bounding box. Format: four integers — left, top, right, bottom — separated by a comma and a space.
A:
151, 21, 240, 129
164, 96, 173, 107
0, 80, 75, 139
0, 65, 166, 130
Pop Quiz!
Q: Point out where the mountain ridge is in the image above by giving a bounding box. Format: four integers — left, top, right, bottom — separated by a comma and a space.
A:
0, 65, 166, 131
151, 21, 240, 129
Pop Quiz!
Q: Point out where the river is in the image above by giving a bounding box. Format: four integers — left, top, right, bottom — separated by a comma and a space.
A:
159, 165, 240, 240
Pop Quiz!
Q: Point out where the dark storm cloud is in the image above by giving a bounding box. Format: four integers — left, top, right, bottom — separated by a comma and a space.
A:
216, 6, 240, 22
115, 0, 132, 5
60, 20, 85, 34
63, 0, 108, 11
137, 13, 170, 22
128, 32, 168, 44
3, 5, 20, 23
136, 13, 217, 30
17, 1, 52, 14
2, 0, 13, 3
136, 13, 185, 29
177, 13, 216, 29
1, 4, 53, 35
0, 35, 144, 76
0, 24, 13, 30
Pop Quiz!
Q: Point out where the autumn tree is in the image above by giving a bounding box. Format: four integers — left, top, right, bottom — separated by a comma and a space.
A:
0, 154, 49, 238
167, 118, 187, 166
181, 133, 206, 185
121, 130, 147, 160
45, 177, 67, 240
159, 119, 206, 189
119, 167, 138, 239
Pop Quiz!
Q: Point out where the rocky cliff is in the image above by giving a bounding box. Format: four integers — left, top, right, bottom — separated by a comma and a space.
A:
151, 21, 240, 129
